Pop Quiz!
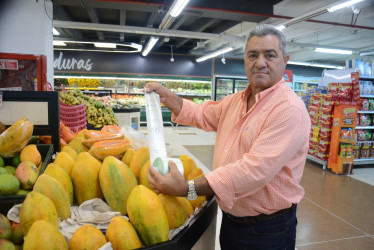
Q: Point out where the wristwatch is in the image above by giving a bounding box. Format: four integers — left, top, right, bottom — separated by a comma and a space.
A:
186, 180, 198, 201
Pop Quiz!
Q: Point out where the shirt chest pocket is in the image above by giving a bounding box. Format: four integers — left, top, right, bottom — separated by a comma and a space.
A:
239, 125, 255, 149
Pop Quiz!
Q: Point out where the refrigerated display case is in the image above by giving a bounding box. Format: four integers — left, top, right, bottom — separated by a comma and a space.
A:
213, 76, 249, 101
0, 52, 50, 91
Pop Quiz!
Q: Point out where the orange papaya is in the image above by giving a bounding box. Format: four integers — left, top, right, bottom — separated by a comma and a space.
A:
44, 163, 74, 204
159, 194, 188, 229
127, 185, 169, 246
69, 224, 106, 250
71, 152, 103, 205
106, 216, 143, 250
129, 147, 149, 181
99, 156, 138, 215
23, 220, 68, 250
88, 139, 130, 160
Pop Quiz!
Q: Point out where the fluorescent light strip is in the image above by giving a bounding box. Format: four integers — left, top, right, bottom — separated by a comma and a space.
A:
314, 47, 352, 55
94, 42, 116, 48
142, 36, 159, 56
196, 47, 234, 63
276, 25, 286, 31
53, 41, 66, 46
170, 0, 190, 17
327, 0, 364, 12
288, 61, 344, 69
53, 28, 60, 36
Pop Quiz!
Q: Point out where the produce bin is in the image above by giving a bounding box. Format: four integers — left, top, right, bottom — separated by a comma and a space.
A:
0, 144, 54, 215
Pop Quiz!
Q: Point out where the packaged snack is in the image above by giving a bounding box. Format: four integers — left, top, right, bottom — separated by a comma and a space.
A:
353, 143, 360, 158
370, 144, 374, 158
340, 127, 353, 140
359, 113, 371, 126
356, 129, 366, 141
360, 142, 370, 158
361, 99, 369, 111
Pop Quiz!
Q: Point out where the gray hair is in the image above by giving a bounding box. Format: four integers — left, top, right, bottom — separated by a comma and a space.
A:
244, 24, 287, 58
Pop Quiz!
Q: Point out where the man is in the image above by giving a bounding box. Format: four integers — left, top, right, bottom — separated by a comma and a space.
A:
146, 24, 310, 249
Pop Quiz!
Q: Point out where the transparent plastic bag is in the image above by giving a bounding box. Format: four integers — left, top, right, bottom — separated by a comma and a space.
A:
120, 125, 148, 151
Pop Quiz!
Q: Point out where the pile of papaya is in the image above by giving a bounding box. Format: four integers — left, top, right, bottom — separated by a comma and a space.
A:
0, 119, 208, 249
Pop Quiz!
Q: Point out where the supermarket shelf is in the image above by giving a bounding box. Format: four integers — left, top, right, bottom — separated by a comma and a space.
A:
176, 93, 211, 97
307, 154, 327, 170
356, 126, 374, 129
360, 76, 374, 80
360, 95, 374, 98
356, 140, 374, 143
357, 110, 374, 114
353, 158, 374, 165
294, 89, 307, 92
294, 81, 319, 85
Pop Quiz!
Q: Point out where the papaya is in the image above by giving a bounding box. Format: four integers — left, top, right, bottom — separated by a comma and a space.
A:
138, 160, 156, 192
179, 154, 197, 179
88, 139, 130, 160
60, 138, 67, 148
14, 161, 39, 190
178, 197, 194, 217
23, 220, 68, 250
121, 147, 134, 167
39, 135, 52, 144
61, 145, 78, 161
33, 174, 71, 221
9, 221, 24, 245
99, 156, 138, 215
106, 216, 143, 250
60, 124, 75, 143
68, 136, 89, 154
0, 214, 12, 240
0, 118, 34, 158
158, 194, 188, 229
127, 185, 169, 246
101, 125, 122, 135
19, 191, 58, 235
44, 163, 74, 204
0, 174, 20, 195
69, 224, 106, 250
0, 239, 15, 250
20, 144, 41, 166
129, 147, 149, 181
82, 132, 124, 148
53, 152, 75, 177
71, 152, 103, 205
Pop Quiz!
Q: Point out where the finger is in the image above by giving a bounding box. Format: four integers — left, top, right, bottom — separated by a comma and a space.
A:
168, 160, 183, 177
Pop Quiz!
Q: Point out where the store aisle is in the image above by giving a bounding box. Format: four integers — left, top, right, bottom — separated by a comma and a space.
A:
140, 126, 374, 250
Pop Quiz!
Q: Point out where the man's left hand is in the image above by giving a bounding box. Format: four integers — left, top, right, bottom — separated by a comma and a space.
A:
148, 160, 188, 196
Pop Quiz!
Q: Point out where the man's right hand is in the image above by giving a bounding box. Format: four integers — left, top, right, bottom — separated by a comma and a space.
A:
144, 82, 183, 115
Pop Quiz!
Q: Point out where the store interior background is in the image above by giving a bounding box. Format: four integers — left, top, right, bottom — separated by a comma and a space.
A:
1, 0, 374, 249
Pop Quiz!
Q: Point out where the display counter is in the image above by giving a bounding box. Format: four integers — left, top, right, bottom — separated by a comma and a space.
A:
113, 108, 140, 130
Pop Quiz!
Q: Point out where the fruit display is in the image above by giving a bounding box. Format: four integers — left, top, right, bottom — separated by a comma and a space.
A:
59, 89, 118, 128
0, 122, 209, 249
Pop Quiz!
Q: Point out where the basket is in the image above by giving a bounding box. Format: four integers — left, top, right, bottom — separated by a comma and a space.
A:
60, 102, 87, 132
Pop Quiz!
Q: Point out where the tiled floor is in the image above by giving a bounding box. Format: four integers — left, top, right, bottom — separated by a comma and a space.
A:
140, 126, 374, 250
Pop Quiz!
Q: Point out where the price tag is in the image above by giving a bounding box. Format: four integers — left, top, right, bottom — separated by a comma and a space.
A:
0, 91, 3, 108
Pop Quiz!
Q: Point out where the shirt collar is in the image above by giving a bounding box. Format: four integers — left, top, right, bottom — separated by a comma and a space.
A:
242, 77, 286, 102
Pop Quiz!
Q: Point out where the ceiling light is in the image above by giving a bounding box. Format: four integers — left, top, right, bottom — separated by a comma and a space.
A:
196, 47, 233, 63
53, 28, 60, 36
170, 0, 190, 17
94, 42, 116, 48
288, 61, 345, 69
53, 41, 66, 46
314, 47, 353, 55
360, 51, 374, 56
327, 0, 364, 12
142, 36, 159, 57
276, 25, 286, 31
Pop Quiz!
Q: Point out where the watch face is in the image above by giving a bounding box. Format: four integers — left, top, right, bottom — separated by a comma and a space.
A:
187, 192, 198, 201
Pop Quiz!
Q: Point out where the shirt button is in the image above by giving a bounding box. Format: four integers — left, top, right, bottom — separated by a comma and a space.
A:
224, 149, 228, 153
242, 112, 245, 115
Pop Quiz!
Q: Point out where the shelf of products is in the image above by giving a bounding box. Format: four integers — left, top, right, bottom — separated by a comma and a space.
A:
54, 77, 212, 105
293, 76, 320, 92
306, 154, 327, 169
354, 76, 374, 165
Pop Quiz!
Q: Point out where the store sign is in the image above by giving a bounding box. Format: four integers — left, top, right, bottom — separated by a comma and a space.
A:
53, 52, 93, 71
0, 59, 18, 70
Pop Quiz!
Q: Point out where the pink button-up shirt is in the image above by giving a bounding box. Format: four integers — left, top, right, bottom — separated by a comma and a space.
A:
173, 78, 310, 216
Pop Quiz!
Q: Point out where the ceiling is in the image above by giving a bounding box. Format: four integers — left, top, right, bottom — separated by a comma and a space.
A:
52, 0, 374, 68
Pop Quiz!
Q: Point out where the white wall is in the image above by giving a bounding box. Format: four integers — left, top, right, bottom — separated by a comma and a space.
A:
0, 0, 54, 86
